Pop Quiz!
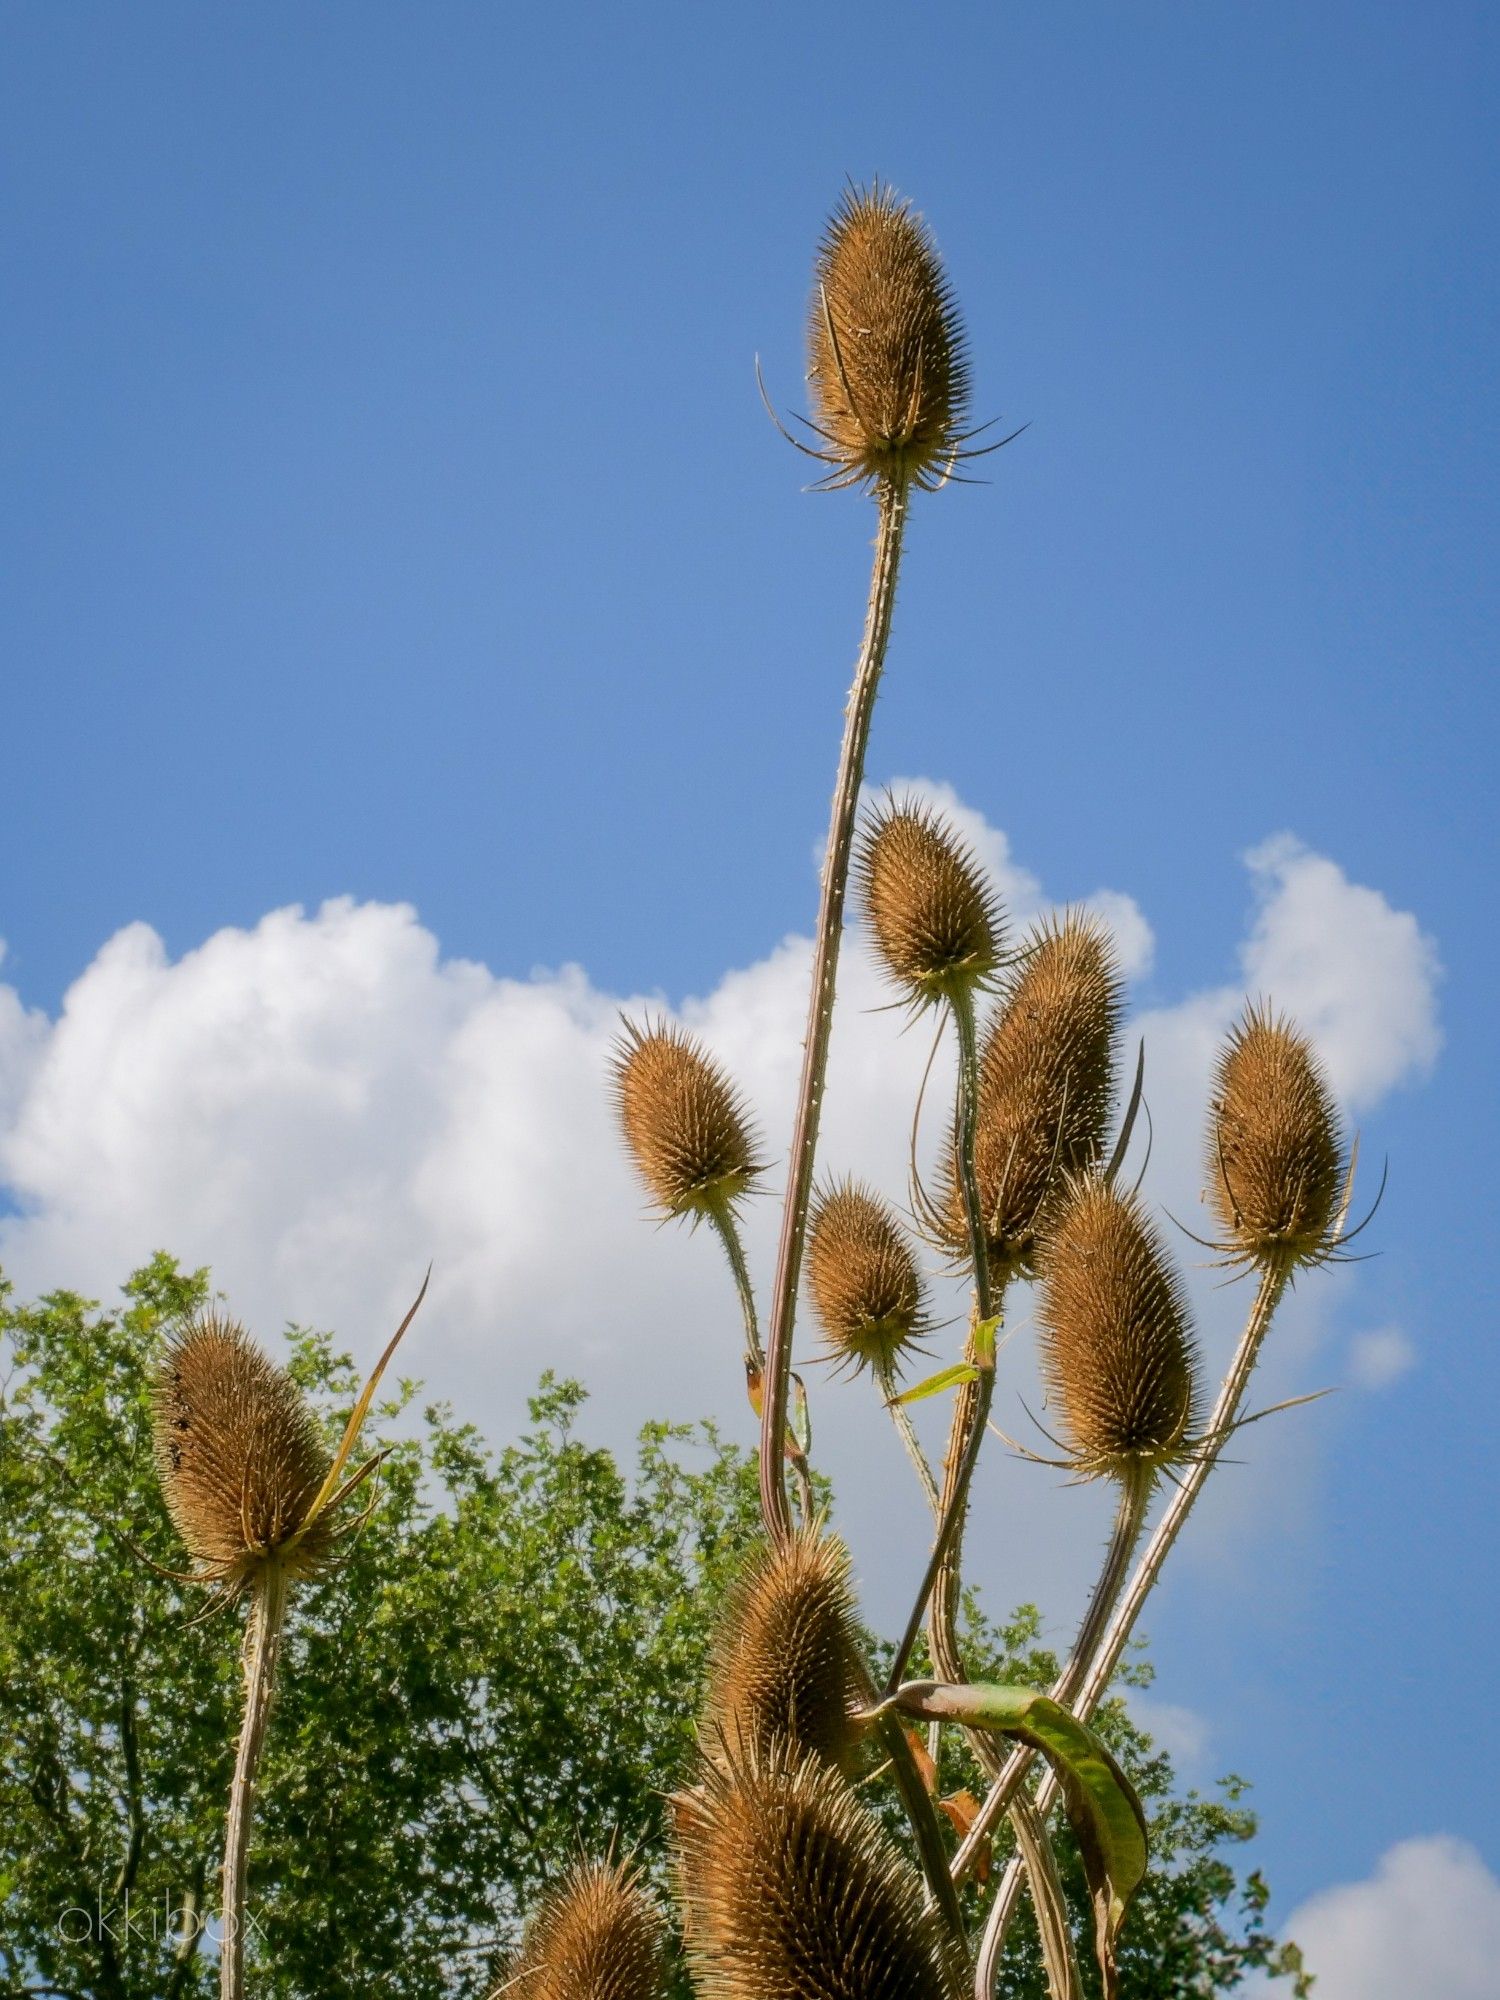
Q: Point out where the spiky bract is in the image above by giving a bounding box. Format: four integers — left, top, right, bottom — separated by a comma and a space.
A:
937, 913, 1122, 1277
611, 1018, 764, 1223
1207, 1005, 1345, 1270
806, 1180, 928, 1379
808, 183, 969, 492
703, 1531, 862, 1773
676, 1744, 958, 2000
152, 1314, 333, 1587
855, 799, 1003, 1011
502, 1858, 666, 2000
1036, 1178, 1200, 1478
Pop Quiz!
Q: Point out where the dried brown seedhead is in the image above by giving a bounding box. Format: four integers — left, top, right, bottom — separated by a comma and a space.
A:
932, 913, 1122, 1277
152, 1313, 334, 1589
1207, 1005, 1347, 1271
676, 1743, 959, 2000
807, 1179, 929, 1380
1035, 1177, 1200, 1482
856, 798, 1004, 1011
703, 1530, 863, 1774
610, 1018, 764, 1223
807, 182, 970, 492
501, 1858, 666, 2000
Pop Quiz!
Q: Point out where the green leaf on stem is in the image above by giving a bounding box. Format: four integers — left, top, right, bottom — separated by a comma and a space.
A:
887, 1362, 982, 1408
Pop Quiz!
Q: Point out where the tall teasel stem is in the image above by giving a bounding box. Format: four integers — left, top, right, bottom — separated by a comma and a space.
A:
706, 1201, 764, 1373
881, 1361, 941, 1515
888, 986, 998, 1694
221, 1557, 289, 2000
761, 477, 909, 1541
973, 1261, 1293, 1979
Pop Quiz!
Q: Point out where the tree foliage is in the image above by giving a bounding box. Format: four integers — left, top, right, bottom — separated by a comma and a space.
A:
1, 1259, 1303, 1996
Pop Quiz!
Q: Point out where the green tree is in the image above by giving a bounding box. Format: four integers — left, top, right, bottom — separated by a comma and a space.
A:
1, 1260, 1303, 1997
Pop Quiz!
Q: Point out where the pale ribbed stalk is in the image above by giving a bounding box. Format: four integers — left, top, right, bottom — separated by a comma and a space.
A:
1005, 1795, 1083, 2000
760, 480, 909, 1541
221, 1558, 289, 2000
974, 1261, 1292, 1988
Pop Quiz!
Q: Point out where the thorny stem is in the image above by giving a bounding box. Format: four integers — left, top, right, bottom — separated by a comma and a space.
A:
221, 1557, 289, 2000
760, 479, 909, 1543
706, 1201, 764, 1372
952, 1468, 1154, 1886
888, 989, 998, 1696
968, 1468, 1154, 1996
881, 1360, 941, 1516
975, 1260, 1294, 1981
1006, 1794, 1084, 2000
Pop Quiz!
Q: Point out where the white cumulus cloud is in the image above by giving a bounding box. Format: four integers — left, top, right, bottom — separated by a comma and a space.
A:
0, 795, 1440, 1624
1254, 1836, 1500, 1999
1348, 1324, 1418, 1390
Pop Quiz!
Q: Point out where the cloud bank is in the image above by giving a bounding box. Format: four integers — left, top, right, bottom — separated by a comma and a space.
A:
1254, 1837, 1500, 1999
0, 787, 1439, 1623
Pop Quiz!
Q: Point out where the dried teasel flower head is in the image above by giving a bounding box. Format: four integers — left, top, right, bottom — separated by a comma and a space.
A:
856, 797, 1004, 1012
934, 912, 1123, 1278
1036, 1177, 1200, 1481
610, 1018, 764, 1224
702, 1530, 863, 1774
1207, 1004, 1347, 1271
500, 1858, 667, 2000
676, 1742, 959, 2000
152, 1313, 334, 1589
806, 1179, 930, 1380
807, 182, 970, 492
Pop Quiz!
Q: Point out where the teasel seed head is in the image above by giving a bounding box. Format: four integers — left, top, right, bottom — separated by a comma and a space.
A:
808, 182, 970, 493
610, 1018, 764, 1223
702, 1530, 863, 1774
676, 1742, 959, 2000
935, 913, 1123, 1277
806, 1179, 929, 1380
152, 1313, 334, 1589
856, 798, 1004, 1012
1207, 1004, 1346, 1270
501, 1858, 667, 2000
1036, 1177, 1200, 1480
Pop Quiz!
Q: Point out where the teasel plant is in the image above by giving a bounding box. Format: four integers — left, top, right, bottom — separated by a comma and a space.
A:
593, 179, 1372, 2000
149, 1280, 426, 2000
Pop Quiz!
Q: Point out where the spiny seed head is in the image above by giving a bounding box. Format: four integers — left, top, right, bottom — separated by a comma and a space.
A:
152, 1313, 333, 1587
808, 182, 969, 492
610, 1018, 764, 1223
856, 799, 1004, 1010
1208, 1005, 1345, 1269
502, 1858, 667, 2000
806, 1179, 929, 1380
676, 1743, 959, 2000
1036, 1178, 1200, 1479
703, 1531, 863, 1774
939, 913, 1123, 1277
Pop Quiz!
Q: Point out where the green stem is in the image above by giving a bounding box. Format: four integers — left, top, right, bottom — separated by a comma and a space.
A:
888, 989, 997, 1695
221, 1558, 289, 2000
760, 479, 909, 1542
881, 1360, 941, 1516
707, 1201, 764, 1373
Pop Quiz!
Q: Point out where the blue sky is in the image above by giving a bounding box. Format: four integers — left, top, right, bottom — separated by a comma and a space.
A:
2, 4, 1497, 1990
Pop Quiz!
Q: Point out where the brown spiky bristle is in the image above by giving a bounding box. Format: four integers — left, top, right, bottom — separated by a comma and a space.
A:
1036, 1178, 1200, 1476
152, 1313, 333, 1584
702, 1531, 863, 1773
610, 1018, 764, 1222
1208, 1005, 1345, 1268
676, 1744, 958, 2000
939, 913, 1122, 1276
808, 182, 969, 491
806, 1180, 928, 1380
503, 1858, 666, 2000
855, 800, 1003, 1009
